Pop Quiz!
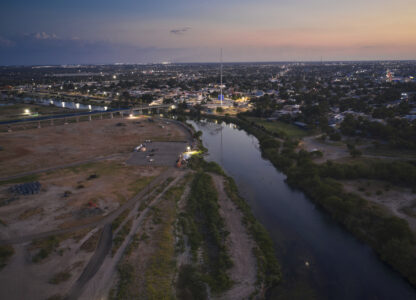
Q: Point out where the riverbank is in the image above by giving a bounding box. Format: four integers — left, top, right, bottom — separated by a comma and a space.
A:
188, 113, 416, 290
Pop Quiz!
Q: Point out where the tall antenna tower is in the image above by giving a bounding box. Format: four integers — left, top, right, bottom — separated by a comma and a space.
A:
220, 48, 223, 107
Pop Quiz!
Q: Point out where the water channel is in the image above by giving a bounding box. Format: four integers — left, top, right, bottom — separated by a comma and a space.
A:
189, 119, 416, 300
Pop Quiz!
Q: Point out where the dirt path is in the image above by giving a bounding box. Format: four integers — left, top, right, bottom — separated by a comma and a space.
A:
66, 224, 112, 300
211, 174, 257, 300
78, 169, 187, 300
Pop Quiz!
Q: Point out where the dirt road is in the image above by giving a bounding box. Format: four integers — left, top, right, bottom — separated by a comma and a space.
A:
66, 224, 112, 300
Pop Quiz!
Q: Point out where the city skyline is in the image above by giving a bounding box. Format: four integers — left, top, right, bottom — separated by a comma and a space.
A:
1, 0, 416, 65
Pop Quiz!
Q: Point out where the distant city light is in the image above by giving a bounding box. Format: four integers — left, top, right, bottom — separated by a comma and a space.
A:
104, 106, 108, 110
76, 103, 80, 109
113, 75, 117, 79
24, 109, 30, 114
62, 102, 65, 107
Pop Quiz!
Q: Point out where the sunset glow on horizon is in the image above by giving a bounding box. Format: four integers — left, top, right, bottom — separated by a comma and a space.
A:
1, 0, 415, 64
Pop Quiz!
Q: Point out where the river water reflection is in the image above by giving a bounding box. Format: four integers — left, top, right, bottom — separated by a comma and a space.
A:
189, 119, 416, 300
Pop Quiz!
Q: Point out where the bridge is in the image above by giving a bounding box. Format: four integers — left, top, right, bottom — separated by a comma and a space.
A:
0, 104, 175, 132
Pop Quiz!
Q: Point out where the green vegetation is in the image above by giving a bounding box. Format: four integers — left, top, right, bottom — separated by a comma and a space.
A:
127, 176, 155, 195
112, 219, 133, 256
220, 114, 416, 288
110, 180, 187, 299
111, 210, 130, 232
319, 159, 416, 189
176, 265, 208, 300
340, 113, 416, 150
137, 177, 174, 213
0, 174, 39, 186
49, 271, 71, 284
188, 154, 281, 290
0, 245, 14, 269
145, 180, 186, 299
110, 263, 135, 300
31, 236, 60, 263
125, 233, 140, 256
0, 103, 72, 122
153, 177, 174, 195
246, 117, 308, 138
181, 172, 233, 293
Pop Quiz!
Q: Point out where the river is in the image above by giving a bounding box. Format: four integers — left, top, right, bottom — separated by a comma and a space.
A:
189, 119, 416, 300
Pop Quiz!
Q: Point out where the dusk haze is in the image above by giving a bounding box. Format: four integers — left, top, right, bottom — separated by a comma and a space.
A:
1, 1, 416, 300
1, 0, 416, 64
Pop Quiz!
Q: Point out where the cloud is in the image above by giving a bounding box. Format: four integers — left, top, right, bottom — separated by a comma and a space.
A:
170, 27, 191, 35
26, 32, 58, 40
0, 36, 15, 47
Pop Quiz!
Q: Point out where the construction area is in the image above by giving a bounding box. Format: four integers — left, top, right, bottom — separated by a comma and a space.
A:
0, 115, 268, 300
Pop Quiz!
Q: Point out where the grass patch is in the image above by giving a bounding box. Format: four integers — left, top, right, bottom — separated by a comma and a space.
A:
0, 174, 39, 186
0, 245, 14, 269
111, 210, 130, 232
109, 263, 135, 300
176, 264, 208, 300
31, 236, 60, 263
125, 233, 140, 256
127, 176, 155, 195
49, 271, 71, 284
112, 219, 133, 256
182, 172, 233, 293
144, 181, 185, 299
29, 230, 86, 263
110, 180, 187, 299
18, 207, 43, 220
246, 117, 308, 138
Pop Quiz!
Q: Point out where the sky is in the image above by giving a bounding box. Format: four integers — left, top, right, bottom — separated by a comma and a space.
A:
0, 0, 415, 65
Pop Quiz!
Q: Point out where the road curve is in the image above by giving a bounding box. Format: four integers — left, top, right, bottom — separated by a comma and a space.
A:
66, 224, 112, 300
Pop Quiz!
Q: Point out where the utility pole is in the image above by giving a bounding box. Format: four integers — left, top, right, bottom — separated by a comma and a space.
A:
220, 48, 223, 107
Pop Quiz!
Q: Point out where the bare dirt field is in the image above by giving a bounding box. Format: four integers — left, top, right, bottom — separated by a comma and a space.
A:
300, 136, 349, 163
341, 179, 416, 231
0, 159, 162, 239
0, 114, 195, 300
0, 116, 187, 177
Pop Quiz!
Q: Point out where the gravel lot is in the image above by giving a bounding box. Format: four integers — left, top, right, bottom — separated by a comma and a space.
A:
126, 141, 189, 167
